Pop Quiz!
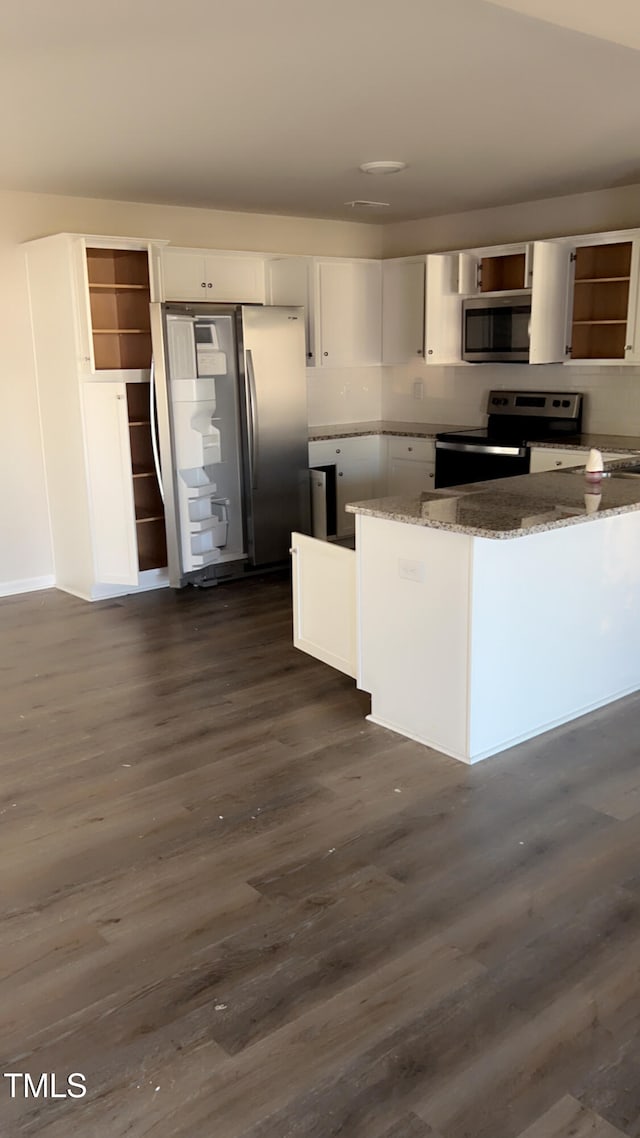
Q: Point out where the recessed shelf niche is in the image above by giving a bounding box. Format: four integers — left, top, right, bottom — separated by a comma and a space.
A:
86, 249, 152, 370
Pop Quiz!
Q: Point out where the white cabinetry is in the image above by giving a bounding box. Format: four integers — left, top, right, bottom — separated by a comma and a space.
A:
530, 447, 637, 473
161, 248, 265, 303
24, 233, 168, 600
291, 532, 357, 678
386, 437, 435, 494
382, 258, 426, 364
424, 254, 465, 365
316, 260, 382, 366
309, 435, 383, 537
267, 256, 316, 364
565, 236, 640, 364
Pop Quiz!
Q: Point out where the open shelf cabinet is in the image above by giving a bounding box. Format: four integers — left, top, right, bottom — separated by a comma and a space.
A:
570, 242, 632, 360
87, 248, 152, 370
126, 383, 167, 571
480, 252, 526, 293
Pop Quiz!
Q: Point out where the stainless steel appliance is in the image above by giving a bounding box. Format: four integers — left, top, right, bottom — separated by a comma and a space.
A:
150, 302, 310, 587
462, 293, 532, 363
435, 390, 583, 488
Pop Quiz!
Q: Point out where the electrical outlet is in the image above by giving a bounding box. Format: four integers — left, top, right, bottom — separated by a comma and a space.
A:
398, 558, 425, 583
413, 379, 424, 400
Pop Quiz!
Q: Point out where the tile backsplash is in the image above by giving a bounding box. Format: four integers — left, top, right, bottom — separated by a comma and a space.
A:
381, 362, 640, 434
306, 366, 383, 425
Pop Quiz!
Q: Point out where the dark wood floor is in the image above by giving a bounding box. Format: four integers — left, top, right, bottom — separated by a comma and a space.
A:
1, 574, 639, 1138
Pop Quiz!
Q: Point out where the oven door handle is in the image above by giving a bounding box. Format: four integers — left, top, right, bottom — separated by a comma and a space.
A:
436, 441, 529, 458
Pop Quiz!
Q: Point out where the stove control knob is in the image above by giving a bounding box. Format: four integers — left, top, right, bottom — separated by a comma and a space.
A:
552, 399, 561, 407
562, 399, 570, 407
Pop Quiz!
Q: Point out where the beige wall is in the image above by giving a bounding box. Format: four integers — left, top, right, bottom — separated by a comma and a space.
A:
382, 181, 640, 257
0, 190, 383, 593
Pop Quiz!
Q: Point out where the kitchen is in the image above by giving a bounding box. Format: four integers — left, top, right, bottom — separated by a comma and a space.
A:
3, 1, 640, 1136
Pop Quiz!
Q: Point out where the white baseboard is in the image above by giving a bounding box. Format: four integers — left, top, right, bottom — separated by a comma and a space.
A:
0, 575, 55, 598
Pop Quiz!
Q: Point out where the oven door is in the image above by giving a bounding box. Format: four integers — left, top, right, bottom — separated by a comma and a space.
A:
435, 441, 530, 488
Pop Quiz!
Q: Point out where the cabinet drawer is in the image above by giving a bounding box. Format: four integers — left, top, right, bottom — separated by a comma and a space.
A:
530, 448, 588, 473
387, 436, 435, 463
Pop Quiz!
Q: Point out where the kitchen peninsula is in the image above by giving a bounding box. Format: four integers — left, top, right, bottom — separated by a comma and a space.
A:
291, 459, 640, 764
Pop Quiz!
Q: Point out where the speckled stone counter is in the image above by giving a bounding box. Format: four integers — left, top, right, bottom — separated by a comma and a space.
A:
308, 421, 469, 441
346, 458, 640, 539
530, 432, 640, 452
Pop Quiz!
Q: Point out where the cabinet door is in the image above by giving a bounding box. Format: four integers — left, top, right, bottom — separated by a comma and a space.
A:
387, 458, 435, 495
624, 239, 640, 362
268, 257, 315, 364
382, 259, 425, 364
425, 254, 464, 364
204, 254, 265, 303
291, 532, 357, 678
82, 383, 139, 585
161, 249, 209, 300
317, 260, 382, 366
529, 241, 574, 364
335, 436, 381, 537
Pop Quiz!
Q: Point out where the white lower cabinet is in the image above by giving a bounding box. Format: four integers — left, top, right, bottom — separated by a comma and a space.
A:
386, 437, 435, 495
290, 532, 357, 678
82, 383, 139, 586
309, 436, 383, 537
529, 447, 637, 473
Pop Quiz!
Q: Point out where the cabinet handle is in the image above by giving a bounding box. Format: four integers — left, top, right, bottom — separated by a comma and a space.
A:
307, 352, 313, 358
201, 282, 206, 288
335, 448, 341, 454
626, 344, 633, 351
408, 446, 413, 452
338, 472, 343, 477
427, 349, 433, 356
207, 282, 213, 288
555, 460, 562, 466
417, 349, 423, 355
323, 351, 328, 357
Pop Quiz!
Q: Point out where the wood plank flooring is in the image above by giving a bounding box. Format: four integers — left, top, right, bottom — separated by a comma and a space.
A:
0, 574, 639, 1138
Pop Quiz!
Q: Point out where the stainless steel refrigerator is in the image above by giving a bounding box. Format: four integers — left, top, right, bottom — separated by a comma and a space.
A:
149, 302, 310, 588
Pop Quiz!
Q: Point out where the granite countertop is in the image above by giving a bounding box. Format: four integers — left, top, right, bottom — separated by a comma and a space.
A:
529, 432, 640, 452
308, 421, 470, 441
346, 458, 640, 540
309, 422, 640, 451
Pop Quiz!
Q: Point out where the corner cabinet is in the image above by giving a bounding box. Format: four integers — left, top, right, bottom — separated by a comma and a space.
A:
381, 258, 426, 364
160, 247, 265, 303
24, 233, 168, 600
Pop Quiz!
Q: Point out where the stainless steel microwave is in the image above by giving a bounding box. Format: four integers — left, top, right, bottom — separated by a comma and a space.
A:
462, 293, 531, 363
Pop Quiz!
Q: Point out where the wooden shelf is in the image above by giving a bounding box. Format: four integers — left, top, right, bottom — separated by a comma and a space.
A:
132, 470, 156, 479
574, 276, 630, 284
136, 513, 165, 524
572, 320, 627, 325
93, 328, 149, 334
129, 420, 151, 427
89, 283, 149, 290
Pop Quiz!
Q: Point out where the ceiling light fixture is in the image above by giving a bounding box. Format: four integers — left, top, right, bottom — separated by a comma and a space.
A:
359, 160, 407, 175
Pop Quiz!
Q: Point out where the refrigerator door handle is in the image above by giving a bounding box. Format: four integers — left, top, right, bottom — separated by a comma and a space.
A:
149, 357, 164, 502
246, 348, 259, 490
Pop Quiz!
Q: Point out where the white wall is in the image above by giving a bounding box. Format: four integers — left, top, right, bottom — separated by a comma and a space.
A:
0, 190, 383, 594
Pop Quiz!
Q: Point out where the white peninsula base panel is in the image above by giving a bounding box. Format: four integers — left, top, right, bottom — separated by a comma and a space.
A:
357, 512, 640, 763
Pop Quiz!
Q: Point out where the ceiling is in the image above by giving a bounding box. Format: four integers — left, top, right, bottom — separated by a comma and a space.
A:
3, 0, 640, 223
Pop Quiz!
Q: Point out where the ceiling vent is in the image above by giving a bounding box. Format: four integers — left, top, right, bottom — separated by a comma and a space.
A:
344, 200, 391, 209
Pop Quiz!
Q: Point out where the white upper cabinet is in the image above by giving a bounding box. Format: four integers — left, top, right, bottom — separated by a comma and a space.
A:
161, 248, 265, 303
424, 254, 465, 365
529, 240, 575, 364
381, 258, 426, 364
316, 260, 382, 367
457, 246, 532, 295
266, 256, 316, 365
564, 236, 640, 364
